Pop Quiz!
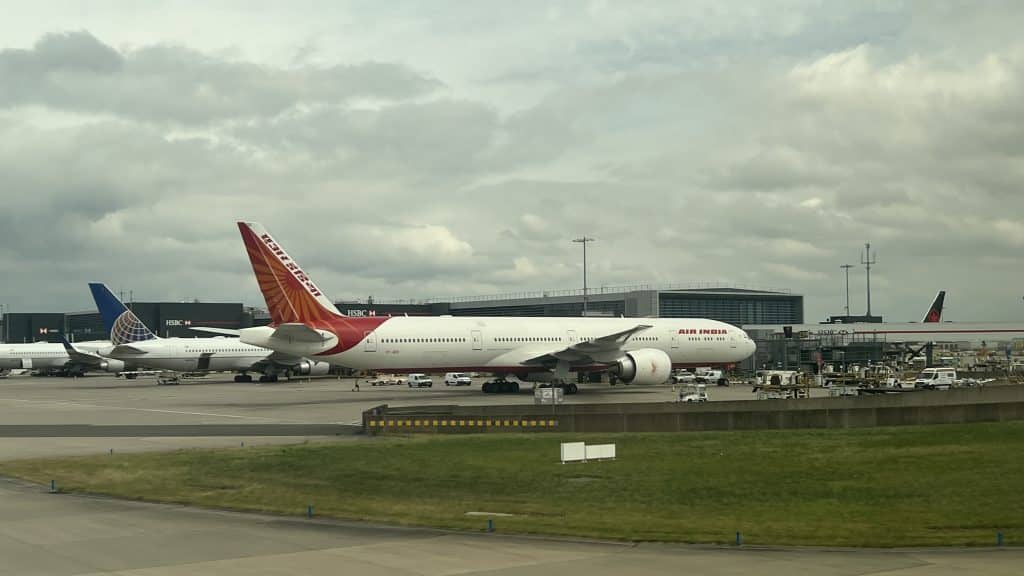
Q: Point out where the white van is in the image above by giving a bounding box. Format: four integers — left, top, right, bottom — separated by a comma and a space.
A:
694, 367, 728, 386
444, 372, 472, 386
407, 373, 433, 388
914, 367, 956, 390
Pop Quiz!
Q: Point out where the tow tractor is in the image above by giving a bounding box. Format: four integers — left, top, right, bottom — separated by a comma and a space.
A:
677, 383, 708, 403
156, 372, 179, 386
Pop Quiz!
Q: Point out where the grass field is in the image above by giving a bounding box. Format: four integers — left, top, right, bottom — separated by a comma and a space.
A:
2, 422, 1023, 547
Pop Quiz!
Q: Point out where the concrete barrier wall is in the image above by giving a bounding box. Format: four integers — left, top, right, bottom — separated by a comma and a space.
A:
363, 385, 1024, 434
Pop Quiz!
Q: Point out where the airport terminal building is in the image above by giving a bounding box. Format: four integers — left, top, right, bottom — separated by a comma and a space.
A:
0, 304, 260, 344
337, 284, 803, 326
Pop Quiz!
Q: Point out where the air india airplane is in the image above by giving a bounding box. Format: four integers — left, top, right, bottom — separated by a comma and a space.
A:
236, 222, 757, 394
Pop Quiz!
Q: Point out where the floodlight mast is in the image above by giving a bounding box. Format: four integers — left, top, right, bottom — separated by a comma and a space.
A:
862, 243, 876, 316
572, 237, 595, 316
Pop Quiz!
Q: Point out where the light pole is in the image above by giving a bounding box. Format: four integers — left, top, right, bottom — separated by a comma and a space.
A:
862, 243, 876, 317
840, 264, 853, 317
572, 237, 595, 316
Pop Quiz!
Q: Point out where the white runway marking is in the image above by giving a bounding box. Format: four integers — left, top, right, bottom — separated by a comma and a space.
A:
0, 398, 287, 422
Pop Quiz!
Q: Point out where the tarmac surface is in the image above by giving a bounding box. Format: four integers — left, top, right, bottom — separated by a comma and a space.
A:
0, 373, 1017, 575
0, 373, 777, 459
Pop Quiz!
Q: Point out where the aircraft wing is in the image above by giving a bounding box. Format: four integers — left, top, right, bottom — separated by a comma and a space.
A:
59, 338, 108, 367
271, 323, 333, 343
521, 324, 653, 367
189, 327, 241, 337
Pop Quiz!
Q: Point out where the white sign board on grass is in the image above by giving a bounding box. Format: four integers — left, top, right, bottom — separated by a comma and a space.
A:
585, 443, 616, 461
560, 442, 586, 463
561, 442, 616, 463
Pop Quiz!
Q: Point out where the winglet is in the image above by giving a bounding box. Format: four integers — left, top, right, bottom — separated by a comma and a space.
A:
58, 334, 76, 353
88, 283, 158, 345
236, 222, 343, 325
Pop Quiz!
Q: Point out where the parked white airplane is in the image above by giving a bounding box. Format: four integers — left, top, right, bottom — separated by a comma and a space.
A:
0, 340, 123, 376
82, 283, 330, 382
235, 222, 757, 393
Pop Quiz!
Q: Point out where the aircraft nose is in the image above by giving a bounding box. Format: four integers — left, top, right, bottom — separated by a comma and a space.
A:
739, 331, 756, 357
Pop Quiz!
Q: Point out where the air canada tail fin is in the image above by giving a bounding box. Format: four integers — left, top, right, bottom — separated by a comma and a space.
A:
88, 282, 158, 345
236, 222, 343, 325
922, 291, 945, 322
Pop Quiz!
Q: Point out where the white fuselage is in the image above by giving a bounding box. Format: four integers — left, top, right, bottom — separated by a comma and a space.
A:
242, 316, 756, 373
0, 341, 111, 371
104, 338, 273, 372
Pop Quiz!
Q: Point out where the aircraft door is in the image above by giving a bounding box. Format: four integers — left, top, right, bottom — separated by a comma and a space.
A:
671, 333, 679, 349
730, 333, 738, 349
197, 353, 212, 371
471, 330, 482, 351
566, 330, 577, 344
364, 331, 377, 352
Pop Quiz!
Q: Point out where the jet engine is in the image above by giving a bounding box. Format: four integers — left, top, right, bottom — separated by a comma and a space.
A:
613, 348, 672, 385
291, 361, 331, 376
98, 359, 126, 373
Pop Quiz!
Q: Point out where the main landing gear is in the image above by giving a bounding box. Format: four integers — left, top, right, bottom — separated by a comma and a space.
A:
233, 374, 262, 383
482, 379, 520, 393
481, 380, 580, 394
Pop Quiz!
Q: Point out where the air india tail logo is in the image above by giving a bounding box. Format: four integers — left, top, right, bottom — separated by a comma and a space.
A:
259, 234, 323, 297
240, 225, 336, 325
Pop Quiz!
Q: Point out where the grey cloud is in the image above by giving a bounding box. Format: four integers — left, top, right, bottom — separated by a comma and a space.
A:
2, 5, 1024, 324
232, 99, 501, 184
0, 31, 440, 124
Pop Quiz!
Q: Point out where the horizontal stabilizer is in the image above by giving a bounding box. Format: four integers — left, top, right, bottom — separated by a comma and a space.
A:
271, 323, 332, 343
189, 327, 241, 337
110, 344, 148, 355
59, 337, 106, 366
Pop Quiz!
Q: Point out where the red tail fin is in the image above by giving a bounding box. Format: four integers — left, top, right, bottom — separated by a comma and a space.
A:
237, 222, 342, 325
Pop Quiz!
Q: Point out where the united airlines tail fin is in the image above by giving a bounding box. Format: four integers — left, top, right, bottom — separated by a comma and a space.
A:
236, 222, 343, 325
922, 291, 945, 323
88, 283, 159, 345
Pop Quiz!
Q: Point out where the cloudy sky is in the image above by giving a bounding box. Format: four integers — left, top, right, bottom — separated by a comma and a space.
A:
1, 1, 1022, 322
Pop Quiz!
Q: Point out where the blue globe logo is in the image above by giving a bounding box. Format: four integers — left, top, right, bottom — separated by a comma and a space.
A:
111, 311, 153, 345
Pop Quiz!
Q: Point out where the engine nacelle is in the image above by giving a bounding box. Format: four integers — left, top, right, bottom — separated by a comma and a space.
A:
614, 348, 672, 385
99, 359, 126, 373
291, 360, 331, 376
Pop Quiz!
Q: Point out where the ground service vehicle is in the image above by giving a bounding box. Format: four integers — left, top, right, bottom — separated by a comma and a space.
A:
444, 372, 472, 386
671, 370, 695, 384
694, 367, 728, 386
915, 367, 956, 390
407, 373, 433, 387
678, 383, 708, 402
